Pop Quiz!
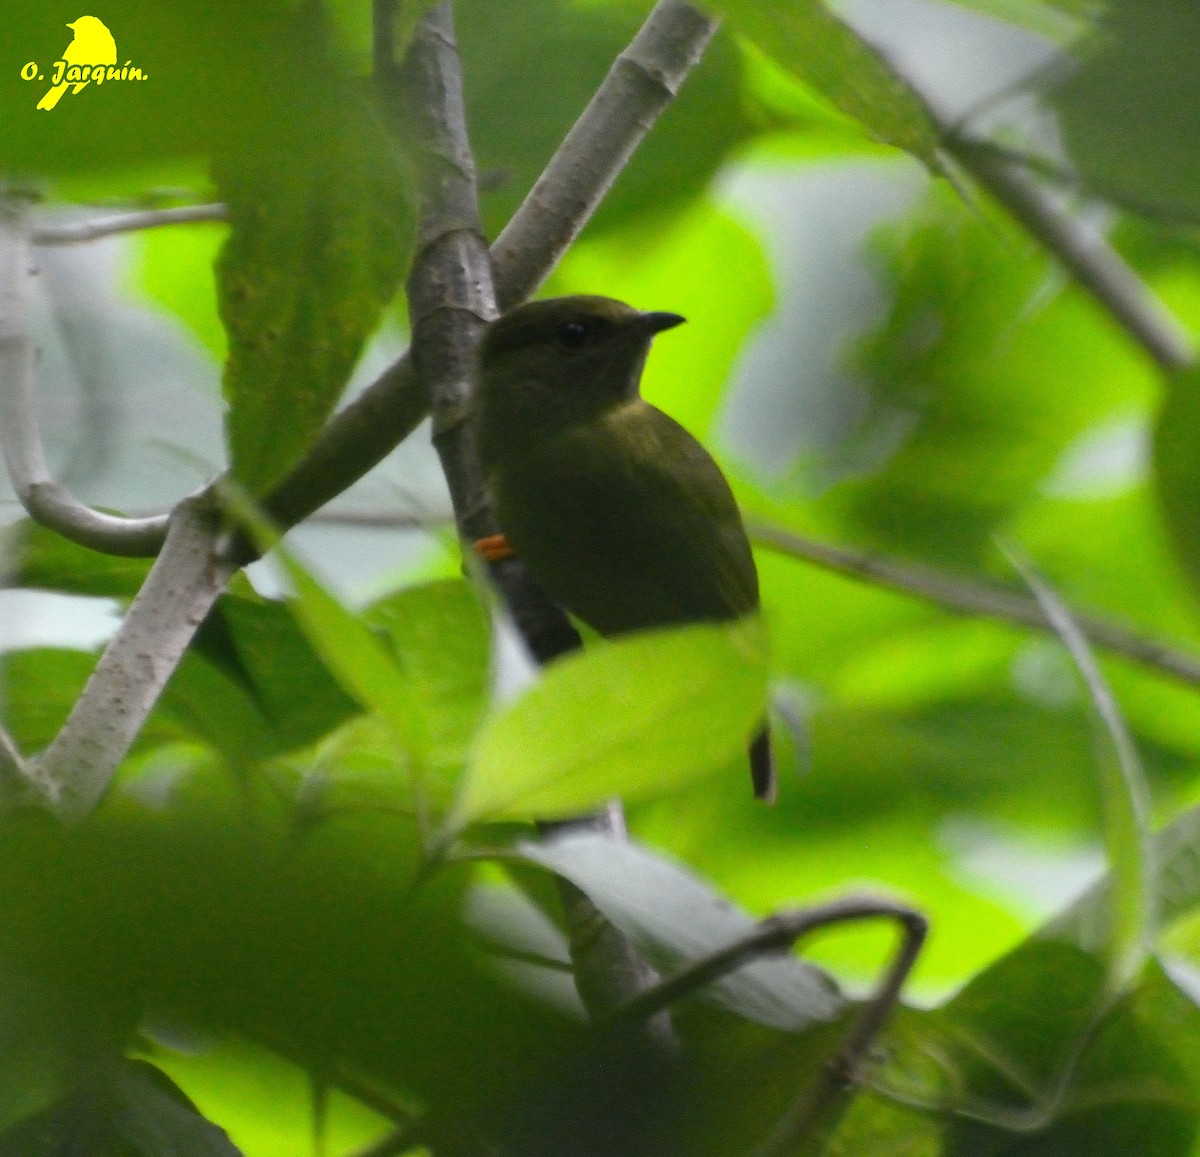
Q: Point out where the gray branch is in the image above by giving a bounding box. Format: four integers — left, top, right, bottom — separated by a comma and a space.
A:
396, 2, 675, 1035
0, 197, 170, 556
33, 493, 234, 821
33, 203, 228, 246
750, 520, 1200, 688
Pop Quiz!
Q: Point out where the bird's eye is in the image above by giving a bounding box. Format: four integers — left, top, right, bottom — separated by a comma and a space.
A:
560, 320, 590, 347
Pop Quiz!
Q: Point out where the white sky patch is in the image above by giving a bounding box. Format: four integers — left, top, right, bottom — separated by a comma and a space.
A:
941, 816, 1104, 922
1042, 414, 1150, 499
0, 589, 119, 653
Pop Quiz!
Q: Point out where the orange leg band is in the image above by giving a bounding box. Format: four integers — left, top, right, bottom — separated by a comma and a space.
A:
474, 533, 517, 563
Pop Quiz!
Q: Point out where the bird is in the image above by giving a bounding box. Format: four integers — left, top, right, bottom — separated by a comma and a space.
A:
37, 16, 117, 111
474, 294, 774, 801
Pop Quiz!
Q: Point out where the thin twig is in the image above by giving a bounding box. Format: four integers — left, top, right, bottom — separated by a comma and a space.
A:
32, 203, 227, 246
33, 492, 233, 820
946, 133, 1195, 373
254, 0, 718, 546
753, 901, 928, 1157
605, 894, 925, 1154
750, 520, 1200, 688
0, 196, 170, 556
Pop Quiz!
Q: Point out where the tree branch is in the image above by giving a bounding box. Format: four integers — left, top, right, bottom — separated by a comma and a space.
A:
32, 203, 227, 246
750, 520, 1200, 688
33, 493, 233, 821
25, 0, 716, 822
255, 0, 718, 541
395, 1, 671, 1035
0, 196, 170, 556
603, 894, 925, 1155
946, 133, 1196, 373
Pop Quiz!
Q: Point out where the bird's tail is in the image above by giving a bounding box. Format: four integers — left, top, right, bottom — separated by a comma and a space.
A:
37, 84, 68, 111
750, 723, 775, 803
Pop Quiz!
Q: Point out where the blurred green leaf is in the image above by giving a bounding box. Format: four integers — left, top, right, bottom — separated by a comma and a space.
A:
1, 648, 96, 753
702, 0, 941, 163
458, 2, 759, 240
457, 619, 769, 823
1, 2, 325, 177
265, 547, 432, 767
0, 1059, 243, 1157
215, 12, 412, 494
7, 521, 153, 601
131, 220, 229, 362
841, 949, 1200, 1157
145, 591, 361, 766
828, 187, 1147, 564
365, 579, 490, 774
1050, 0, 1200, 220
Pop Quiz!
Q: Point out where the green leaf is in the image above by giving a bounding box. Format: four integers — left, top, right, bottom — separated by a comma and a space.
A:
702, 0, 941, 164
144, 592, 361, 765
215, 12, 412, 494
1049, 0, 1200, 219
843, 950, 1200, 1157
522, 832, 843, 1030
271, 559, 431, 767
0, 1060, 243, 1157
455, 619, 769, 824
458, 1, 760, 240
1, 648, 96, 753
365, 580, 490, 774
1, 2, 327, 177
7, 521, 153, 601
829, 186, 1148, 564
225, 490, 433, 766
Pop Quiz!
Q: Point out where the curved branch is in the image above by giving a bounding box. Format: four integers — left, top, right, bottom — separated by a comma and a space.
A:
750, 520, 1200, 688
0, 197, 170, 556
604, 894, 926, 1156
32, 203, 227, 246
754, 901, 928, 1157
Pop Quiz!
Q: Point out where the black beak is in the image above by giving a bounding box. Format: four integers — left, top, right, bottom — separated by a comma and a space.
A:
639, 310, 687, 335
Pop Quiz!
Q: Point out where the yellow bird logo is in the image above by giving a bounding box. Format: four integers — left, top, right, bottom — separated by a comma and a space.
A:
37, 16, 118, 111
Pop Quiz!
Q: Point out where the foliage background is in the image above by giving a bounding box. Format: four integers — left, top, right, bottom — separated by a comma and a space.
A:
4, 0, 1200, 1154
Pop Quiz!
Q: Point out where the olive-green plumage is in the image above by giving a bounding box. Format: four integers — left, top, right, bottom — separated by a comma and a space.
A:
475, 295, 774, 801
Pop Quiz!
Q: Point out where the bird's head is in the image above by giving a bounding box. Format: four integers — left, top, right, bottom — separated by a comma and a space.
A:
475, 295, 685, 451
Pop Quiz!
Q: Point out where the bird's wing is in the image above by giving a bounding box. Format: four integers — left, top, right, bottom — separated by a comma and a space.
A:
492, 401, 758, 635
